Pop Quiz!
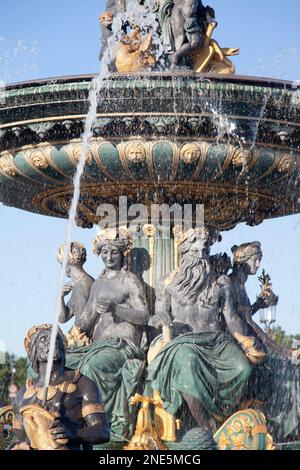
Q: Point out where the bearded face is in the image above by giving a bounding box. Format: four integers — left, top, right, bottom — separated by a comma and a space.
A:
169, 237, 211, 305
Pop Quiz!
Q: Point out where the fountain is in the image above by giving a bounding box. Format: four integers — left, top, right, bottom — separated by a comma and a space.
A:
1, 0, 300, 451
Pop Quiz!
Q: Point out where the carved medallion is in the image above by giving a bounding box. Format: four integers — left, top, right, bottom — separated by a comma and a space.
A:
277, 155, 296, 173
30, 150, 48, 169
180, 143, 201, 164
73, 144, 92, 165
125, 142, 146, 163
0, 155, 16, 176
231, 148, 248, 167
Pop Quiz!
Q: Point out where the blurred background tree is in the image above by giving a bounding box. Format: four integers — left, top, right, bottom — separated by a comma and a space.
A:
0, 352, 26, 406
269, 325, 300, 348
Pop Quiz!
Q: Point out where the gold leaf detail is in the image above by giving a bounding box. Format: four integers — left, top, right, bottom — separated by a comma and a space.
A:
180, 143, 201, 164
0, 155, 16, 176
30, 150, 48, 169
125, 142, 146, 163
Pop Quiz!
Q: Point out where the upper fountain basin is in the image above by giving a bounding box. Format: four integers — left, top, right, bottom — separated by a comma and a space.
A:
0, 72, 300, 230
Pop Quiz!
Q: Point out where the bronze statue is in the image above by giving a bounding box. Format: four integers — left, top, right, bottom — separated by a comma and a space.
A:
57, 242, 94, 347
153, 0, 215, 68
65, 228, 149, 440
229, 242, 298, 362
229, 242, 300, 442
79, 228, 149, 344
8, 325, 110, 450
115, 26, 156, 73
146, 227, 252, 448
99, 0, 148, 61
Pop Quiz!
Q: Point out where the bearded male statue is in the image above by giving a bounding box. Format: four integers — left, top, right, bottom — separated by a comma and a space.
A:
146, 227, 252, 449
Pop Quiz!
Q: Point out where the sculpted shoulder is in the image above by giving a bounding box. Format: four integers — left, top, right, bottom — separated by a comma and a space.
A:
122, 270, 144, 287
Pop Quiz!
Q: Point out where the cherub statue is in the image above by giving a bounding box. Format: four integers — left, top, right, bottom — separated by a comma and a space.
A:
99, 0, 148, 61
115, 26, 156, 73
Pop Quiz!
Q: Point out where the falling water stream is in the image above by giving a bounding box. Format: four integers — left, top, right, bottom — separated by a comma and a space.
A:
44, 75, 106, 396
43, 1, 161, 399
43, 19, 118, 397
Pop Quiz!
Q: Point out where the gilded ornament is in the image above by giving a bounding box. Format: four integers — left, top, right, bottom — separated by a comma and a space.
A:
231, 148, 248, 167
191, 21, 239, 75
115, 28, 156, 74
65, 325, 91, 348
23, 385, 38, 400
20, 405, 68, 450
24, 324, 53, 353
153, 389, 180, 442
123, 394, 166, 450
0, 406, 14, 450
277, 155, 296, 173
0, 155, 16, 177
180, 143, 201, 164
125, 142, 146, 163
58, 382, 78, 394
234, 332, 267, 365
30, 150, 48, 169
142, 224, 156, 237
23, 382, 77, 401
214, 409, 271, 450
37, 386, 57, 402
73, 144, 92, 165
82, 404, 105, 418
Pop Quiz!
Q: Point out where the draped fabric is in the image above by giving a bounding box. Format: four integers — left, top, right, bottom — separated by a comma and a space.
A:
66, 338, 145, 440
146, 332, 252, 418
155, 0, 175, 53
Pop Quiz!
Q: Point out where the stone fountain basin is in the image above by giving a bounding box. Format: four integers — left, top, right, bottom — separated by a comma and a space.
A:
0, 72, 299, 230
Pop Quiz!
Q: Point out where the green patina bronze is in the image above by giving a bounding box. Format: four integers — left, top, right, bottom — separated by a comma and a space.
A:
145, 332, 251, 418
65, 338, 145, 441
0, 73, 299, 231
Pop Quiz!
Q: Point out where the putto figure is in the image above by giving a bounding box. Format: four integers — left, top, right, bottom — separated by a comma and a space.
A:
8, 325, 110, 450
57, 242, 94, 347
66, 228, 149, 440
146, 227, 252, 448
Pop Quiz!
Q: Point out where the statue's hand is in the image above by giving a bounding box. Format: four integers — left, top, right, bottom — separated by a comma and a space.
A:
61, 282, 74, 297
256, 289, 278, 309
49, 419, 72, 444
151, 312, 172, 330
95, 296, 113, 315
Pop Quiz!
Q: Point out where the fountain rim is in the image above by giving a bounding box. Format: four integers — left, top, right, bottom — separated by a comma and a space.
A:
3, 72, 300, 91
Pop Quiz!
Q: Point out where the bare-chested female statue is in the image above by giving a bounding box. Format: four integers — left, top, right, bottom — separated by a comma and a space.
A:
8, 324, 109, 450
146, 227, 252, 449
57, 242, 94, 347
229, 242, 300, 442
65, 228, 149, 441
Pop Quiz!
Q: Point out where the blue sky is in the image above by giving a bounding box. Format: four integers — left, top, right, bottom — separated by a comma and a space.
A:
0, 0, 300, 356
